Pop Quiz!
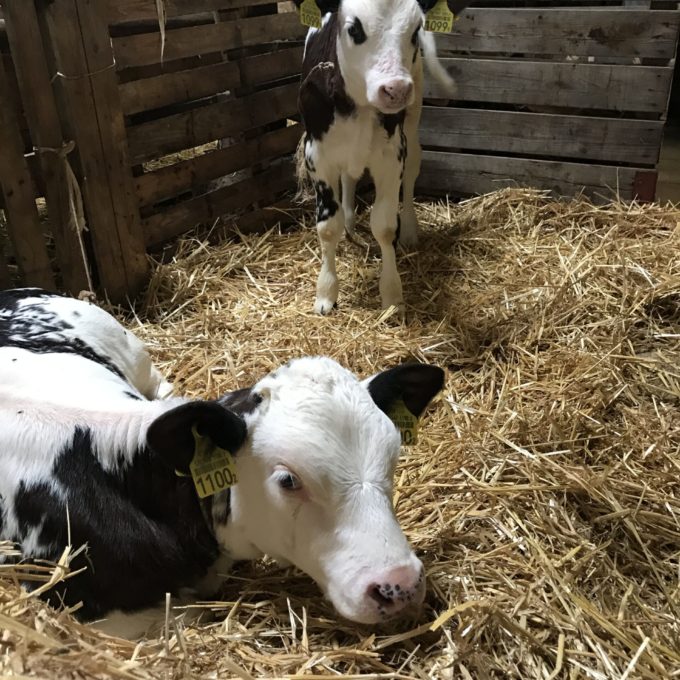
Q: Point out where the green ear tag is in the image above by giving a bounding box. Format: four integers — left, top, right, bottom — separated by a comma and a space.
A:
298, 0, 322, 28
425, 0, 455, 33
188, 425, 237, 499
388, 399, 419, 446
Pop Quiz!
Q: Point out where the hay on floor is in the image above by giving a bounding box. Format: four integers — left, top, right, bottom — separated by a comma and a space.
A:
1, 188, 679, 679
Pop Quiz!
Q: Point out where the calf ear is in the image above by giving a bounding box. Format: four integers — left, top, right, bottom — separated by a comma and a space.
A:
147, 401, 247, 474
292, 0, 340, 12
364, 364, 445, 418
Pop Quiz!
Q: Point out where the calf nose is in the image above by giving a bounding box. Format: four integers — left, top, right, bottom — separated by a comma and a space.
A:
378, 79, 414, 110
366, 564, 425, 618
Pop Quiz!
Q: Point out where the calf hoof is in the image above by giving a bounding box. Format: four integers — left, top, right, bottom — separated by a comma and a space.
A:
314, 297, 338, 315
381, 299, 405, 319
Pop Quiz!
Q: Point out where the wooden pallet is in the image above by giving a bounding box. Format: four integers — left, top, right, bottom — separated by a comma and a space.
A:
417, 4, 680, 200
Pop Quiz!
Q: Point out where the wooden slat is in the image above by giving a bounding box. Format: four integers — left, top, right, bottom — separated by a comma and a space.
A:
425, 58, 674, 113
416, 150, 644, 201
438, 9, 680, 60
120, 45, 304, 115
0, 248, 12, 290
113, 12, 305, 69
144, 160, 294, 246
127, 81, 299, 164
136, 123, 302, 206
0, 61, 55, 290
3, 0, 90, 294
44, 0, 149, 302
108, 0, 283, 23
420, 107, 664, 165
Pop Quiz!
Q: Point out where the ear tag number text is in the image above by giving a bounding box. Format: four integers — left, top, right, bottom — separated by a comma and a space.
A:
299, 0, 322, 28
388, 399, 419, 446
189, 425, 237, 499
425, 0, 455, 33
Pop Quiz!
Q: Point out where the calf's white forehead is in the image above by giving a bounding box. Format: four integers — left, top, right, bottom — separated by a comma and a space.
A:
249, 358, 401, 474
339, 0, 422, 29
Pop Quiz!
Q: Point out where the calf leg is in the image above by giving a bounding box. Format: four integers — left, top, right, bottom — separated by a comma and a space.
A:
341, 173, 357, 237
313, 176, 344, 315
400, 101, 422, 248
369, 158, 403, 311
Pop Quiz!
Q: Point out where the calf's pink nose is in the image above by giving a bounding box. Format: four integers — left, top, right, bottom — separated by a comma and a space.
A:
378, 79, 414, 109
365, 563, 425, 618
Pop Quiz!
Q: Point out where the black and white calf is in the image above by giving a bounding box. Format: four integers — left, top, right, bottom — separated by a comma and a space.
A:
295, 0, 466, 314
0, 289, 445, 637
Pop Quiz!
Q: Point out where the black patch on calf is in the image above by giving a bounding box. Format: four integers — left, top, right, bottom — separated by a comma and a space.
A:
314, 181, 339, 222
10, 427, 220, 619
380, 110, 406, 138
299, 13, 355, 140
0, 288, 125, 381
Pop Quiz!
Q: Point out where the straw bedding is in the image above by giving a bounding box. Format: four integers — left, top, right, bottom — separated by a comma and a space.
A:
1, 188, 679, 679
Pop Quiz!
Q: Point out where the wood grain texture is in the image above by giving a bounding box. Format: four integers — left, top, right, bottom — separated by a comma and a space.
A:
416, 151, 643, 201
112, 12, 305, 69
438, 9, 680, 59
0, 59, 55, 290
420, 107, 664, 165
127, 82, 299, 164
108, 0, 285, 23
425, 58, 674, 113
3, 0, 90, 294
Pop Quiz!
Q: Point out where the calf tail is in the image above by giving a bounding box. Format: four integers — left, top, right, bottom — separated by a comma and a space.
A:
294, 134, 315, 204
420, 30, 457, 97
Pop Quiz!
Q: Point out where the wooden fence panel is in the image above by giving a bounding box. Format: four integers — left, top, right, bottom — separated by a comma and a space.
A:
44, 0, 148, 301
3, 0, 90, 294
108, 0, 280, 23
0, 59, 55, 290
425, 58, 674, 113
113, 12, 305, 69
437, 9, 680, 59
420, 108, 665, 165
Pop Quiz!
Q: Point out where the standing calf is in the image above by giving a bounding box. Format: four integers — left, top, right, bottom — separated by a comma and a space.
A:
0, 289, 444, 637
295, 0, 465, 314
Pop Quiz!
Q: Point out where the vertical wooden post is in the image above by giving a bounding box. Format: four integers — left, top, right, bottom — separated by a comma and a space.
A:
42, 0, 148, 303
3, 0, 90, 295
0, 61, 56, 290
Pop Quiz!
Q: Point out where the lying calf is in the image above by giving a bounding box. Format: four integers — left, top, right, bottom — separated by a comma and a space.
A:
0, 288, 444, 637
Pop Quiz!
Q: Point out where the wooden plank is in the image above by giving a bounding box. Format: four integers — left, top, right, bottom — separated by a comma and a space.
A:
144, 160, 294, 246
437, 9, 680, 60
44, 0, 149, 302
108, 0, 284, 23
127, 81, 299, 164
425, 58, 675, 114
3, 0, 90, 294
120, 45, 303, 115
113, 12, 305, 69
416, 150, 643, 201
420, 107, 664, 165
136, 123, 302, 206
0, 61, 55, 290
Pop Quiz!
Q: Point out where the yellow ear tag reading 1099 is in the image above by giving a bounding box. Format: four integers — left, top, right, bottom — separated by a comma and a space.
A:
388, 399, 419, 446
425, 0, 455, 33
189, 425, 237, 499
299, 0, 322, 28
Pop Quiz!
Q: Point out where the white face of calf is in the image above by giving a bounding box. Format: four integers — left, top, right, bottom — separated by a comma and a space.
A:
217, 358, 444, 624
333, 0, 425, 113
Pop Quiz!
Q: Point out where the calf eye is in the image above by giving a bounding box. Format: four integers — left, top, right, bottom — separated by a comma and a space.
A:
348, 18, 367, 45
277, 471, 302, 491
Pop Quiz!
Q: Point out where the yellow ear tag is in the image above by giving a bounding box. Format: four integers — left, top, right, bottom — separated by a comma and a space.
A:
298, 0, 322, 28
425, 0, 455, 33
388, 399, 419, 446
188, 425, 237, 499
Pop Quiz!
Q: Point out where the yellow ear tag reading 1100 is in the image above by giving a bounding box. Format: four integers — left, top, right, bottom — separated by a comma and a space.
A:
425, 0, 455, 33
189, 425, 237, 499
388, 399, 419, 446
298, 0, 322, 28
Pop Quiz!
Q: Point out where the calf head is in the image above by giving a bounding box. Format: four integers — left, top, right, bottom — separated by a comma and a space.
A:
222, 358, 443, 624
296, 0, 466, 114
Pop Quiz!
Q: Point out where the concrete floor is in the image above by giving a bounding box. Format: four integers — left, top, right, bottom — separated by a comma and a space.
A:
657, 123, 680, 204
